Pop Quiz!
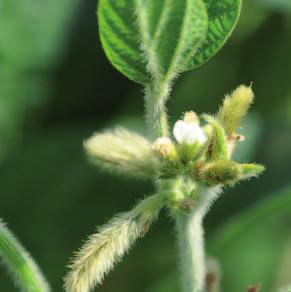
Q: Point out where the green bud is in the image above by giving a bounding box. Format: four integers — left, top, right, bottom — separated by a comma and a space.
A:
183, 111, 199, 123
217, 85, 254, 136
156, 161, 183, 179
152, 137, 178, 161
200, 160, 242, 186
203, 115, 229, 161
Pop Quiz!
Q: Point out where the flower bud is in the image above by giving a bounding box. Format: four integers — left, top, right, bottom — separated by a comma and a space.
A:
153, 137, 177, 160
217, 85, 254, 136
200, 160, 242, 186
183, 111, 199, 123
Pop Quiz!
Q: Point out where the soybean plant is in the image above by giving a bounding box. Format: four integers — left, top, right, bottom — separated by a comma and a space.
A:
64, 1, 265, 292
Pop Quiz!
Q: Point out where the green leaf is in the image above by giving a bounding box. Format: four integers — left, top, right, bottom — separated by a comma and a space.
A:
98, 0, 208, 84
208, 186, 291, 292
0, 220, 50, 292
188, 0, 242, 69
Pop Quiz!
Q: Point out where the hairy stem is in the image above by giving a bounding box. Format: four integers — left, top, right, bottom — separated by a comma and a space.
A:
64, 193, 166, 292
144, 82, 171, 138
175, 187, 221, 292
176, 211, 205, 292
0, 219, 50, 292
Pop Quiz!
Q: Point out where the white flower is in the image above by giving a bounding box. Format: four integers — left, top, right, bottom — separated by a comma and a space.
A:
173, 120, 207, 145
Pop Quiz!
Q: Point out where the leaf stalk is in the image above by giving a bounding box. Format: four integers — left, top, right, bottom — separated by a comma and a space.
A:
0, 219, 50, 292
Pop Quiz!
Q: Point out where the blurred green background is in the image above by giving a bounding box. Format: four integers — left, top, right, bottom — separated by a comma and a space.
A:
0, 0, 291, 291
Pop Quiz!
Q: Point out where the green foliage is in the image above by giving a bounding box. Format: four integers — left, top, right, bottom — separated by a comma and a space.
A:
98, 0, 208, 84
68, 80, 264, 291
209, 187, 291, 292
98, 0, 241, 85
0, 0, 290, 291
0, 220, 50, 292
188, 0, 242, 69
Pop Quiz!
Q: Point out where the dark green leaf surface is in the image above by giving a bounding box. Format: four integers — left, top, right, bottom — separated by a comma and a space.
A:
98, 0, 208, 84
189, 0, 242, 69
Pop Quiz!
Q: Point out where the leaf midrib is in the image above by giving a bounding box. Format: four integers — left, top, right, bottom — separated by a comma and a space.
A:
134, 0, 161, 81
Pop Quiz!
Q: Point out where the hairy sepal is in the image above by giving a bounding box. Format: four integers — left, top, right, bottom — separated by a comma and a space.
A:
239, 163, 265, 180
203, 115, 229, 161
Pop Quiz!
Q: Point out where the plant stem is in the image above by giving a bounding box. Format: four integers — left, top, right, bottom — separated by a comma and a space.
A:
175, 187, 221, 292
0, 219, 50, 292
144, 82, 171, 138
176, 211, 205, 292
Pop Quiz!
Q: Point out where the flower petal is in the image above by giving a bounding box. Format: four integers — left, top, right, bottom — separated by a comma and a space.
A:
173, 120, 207, 144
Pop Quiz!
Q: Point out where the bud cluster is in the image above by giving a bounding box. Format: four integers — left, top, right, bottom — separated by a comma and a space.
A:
84, 85, 264, 210
68, 85, 266, 291
152, 85, 264, 208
